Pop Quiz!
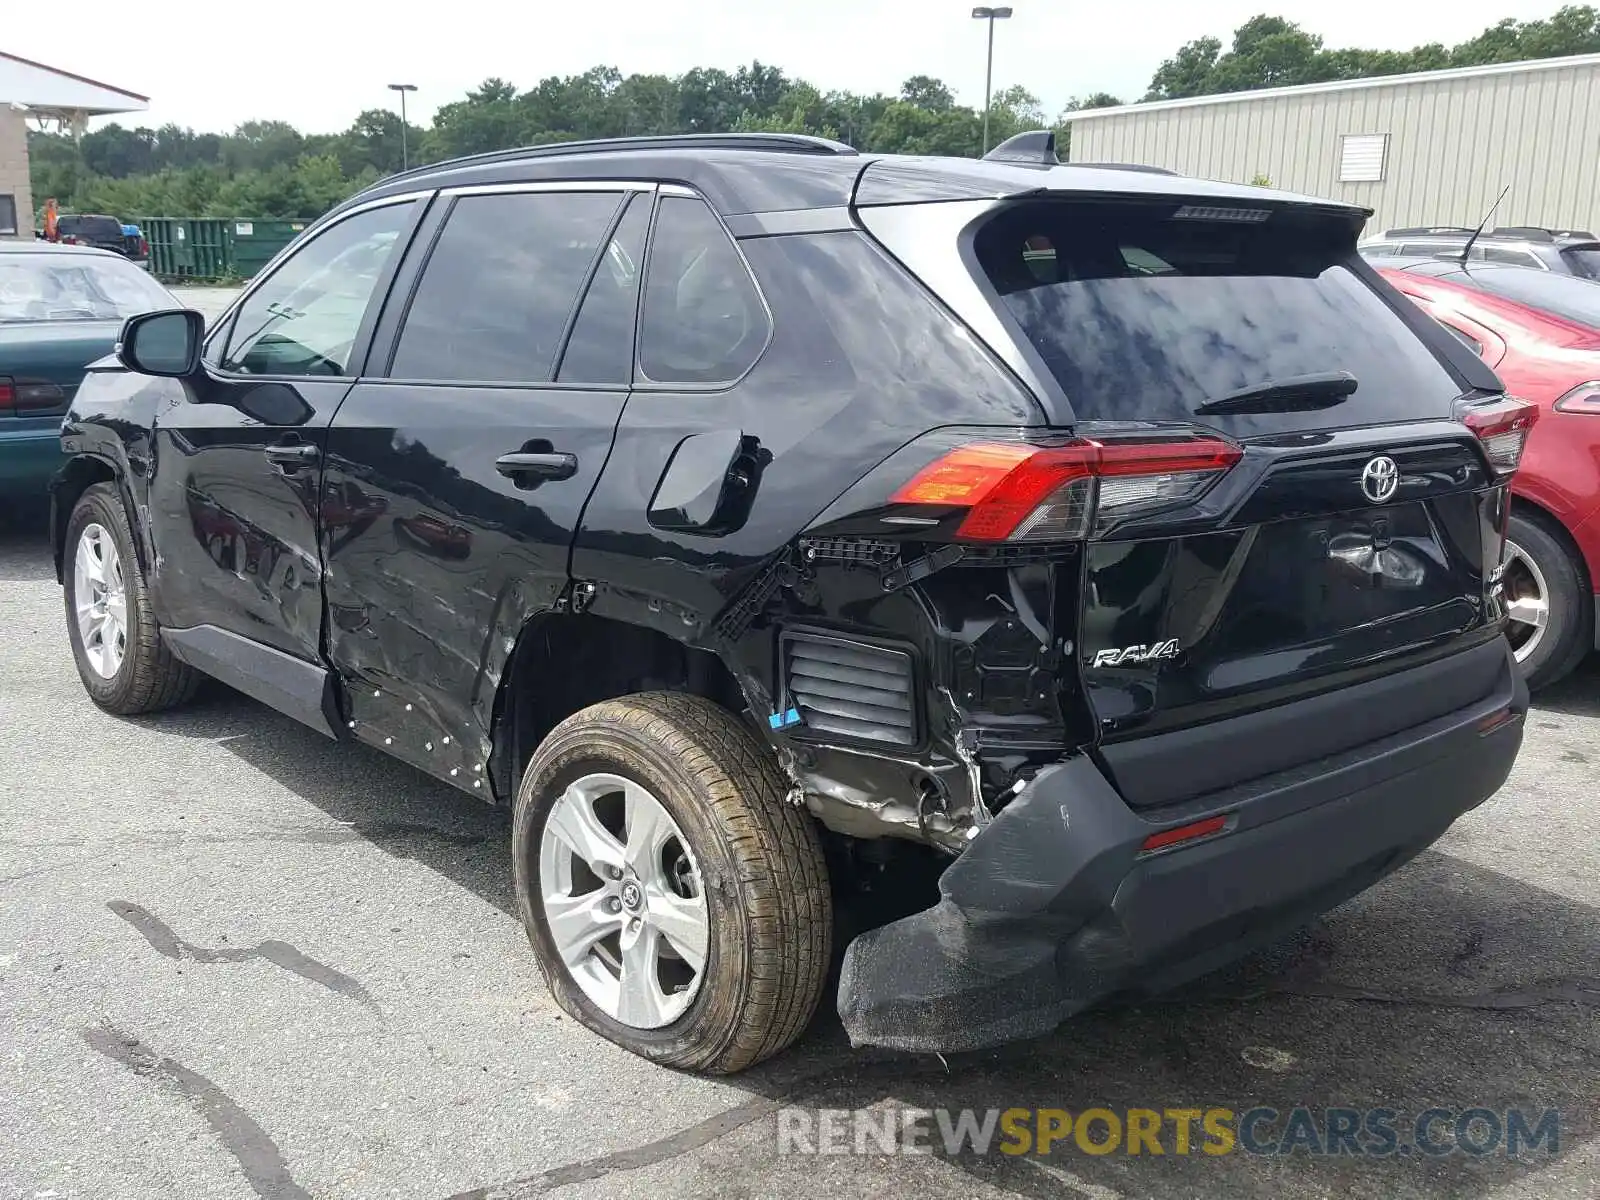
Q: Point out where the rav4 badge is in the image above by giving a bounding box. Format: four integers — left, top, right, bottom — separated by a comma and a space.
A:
1091, 638, 1183, 668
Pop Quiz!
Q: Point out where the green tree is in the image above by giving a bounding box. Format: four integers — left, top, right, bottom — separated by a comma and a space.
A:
899, 75, 956, 111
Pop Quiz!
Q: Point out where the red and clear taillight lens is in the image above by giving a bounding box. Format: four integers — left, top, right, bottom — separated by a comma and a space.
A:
1456, 395, 1539, 474
889, 436, 1242, 542
1553, 382, 1600, 416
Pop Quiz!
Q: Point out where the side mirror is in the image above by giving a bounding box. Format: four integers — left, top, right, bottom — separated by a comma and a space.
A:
118, 309, 205, 378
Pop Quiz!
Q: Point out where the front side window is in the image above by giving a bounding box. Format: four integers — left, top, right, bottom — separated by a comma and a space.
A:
222, 201, 415, 377
638, 196, 767, 385
390, 191, 623, 384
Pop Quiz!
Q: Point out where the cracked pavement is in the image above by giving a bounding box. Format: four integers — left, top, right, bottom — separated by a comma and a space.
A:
3, 491, 1599, 1197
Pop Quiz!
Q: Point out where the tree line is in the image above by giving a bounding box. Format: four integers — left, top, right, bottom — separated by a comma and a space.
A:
27, 6, 1600, 221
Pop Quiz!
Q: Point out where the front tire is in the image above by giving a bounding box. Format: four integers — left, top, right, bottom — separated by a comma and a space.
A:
513, 692, 831, 1074
1504, 510, 1590, 690
63, 484, 200, 714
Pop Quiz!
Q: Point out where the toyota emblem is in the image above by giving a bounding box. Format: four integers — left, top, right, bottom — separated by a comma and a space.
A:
1360, 455, 1399, 504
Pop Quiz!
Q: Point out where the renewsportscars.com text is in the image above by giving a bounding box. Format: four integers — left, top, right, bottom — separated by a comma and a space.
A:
776, 1105, 1561, 1159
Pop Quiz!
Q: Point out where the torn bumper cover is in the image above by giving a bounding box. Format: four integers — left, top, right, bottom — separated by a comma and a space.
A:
838, 647, 1528, 1053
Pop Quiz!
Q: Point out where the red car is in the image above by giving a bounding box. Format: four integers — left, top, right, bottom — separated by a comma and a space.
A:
1381, 262, 1600, 687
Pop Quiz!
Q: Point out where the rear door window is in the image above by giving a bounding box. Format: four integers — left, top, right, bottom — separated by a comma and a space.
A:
391, 191, 623, 384
975, 200, 1466, 432
556, 194, 650, 386
638, 196, 768, 385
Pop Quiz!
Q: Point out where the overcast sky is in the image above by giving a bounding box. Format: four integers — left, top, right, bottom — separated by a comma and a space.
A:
13, 0, 1563, 133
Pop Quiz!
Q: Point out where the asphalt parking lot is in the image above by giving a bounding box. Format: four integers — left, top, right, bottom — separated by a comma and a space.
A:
2, 290, 1598, 1198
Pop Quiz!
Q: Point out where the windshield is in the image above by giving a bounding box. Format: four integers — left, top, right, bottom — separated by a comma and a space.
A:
1459, 265, 1600, 330
0, 253, 173, 323
976, 199, 1465, 432
1560, 246, 1600, 282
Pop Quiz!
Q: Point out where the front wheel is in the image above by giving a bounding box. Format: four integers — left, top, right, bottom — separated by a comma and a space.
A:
1503, 510, 1591, 690
513, 692, 832, 1073
63, 484, 199, 714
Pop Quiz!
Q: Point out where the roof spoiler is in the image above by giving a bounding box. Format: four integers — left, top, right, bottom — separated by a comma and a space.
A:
983, 130, 1059, 166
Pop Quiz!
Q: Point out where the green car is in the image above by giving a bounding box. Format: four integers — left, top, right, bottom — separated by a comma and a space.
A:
1, 242, 178, 502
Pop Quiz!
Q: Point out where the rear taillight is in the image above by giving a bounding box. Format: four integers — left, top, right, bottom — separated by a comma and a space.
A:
0, 379, 65, 412
1457, 395, 1538, 474
1553, 382, 1600, 415
889, 436, 1241, 542
139, 236, 150, 257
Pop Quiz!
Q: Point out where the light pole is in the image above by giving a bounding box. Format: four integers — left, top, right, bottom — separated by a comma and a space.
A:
387, 83, 418, 170
971, 6, 1013, 154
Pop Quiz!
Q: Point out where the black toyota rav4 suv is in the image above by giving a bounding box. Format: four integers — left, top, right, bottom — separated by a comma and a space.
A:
52, 131, 1531, 1073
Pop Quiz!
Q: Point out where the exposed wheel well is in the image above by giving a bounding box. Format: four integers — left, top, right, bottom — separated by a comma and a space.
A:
487, 613, 753, 802
1511, 495, 1594, 593
51, 457, 117, 583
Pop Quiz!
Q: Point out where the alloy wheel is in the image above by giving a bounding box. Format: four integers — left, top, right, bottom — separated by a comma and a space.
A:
1502, 539, 1549, 664
74, 523, 128, 679
538, 772, 709, 1029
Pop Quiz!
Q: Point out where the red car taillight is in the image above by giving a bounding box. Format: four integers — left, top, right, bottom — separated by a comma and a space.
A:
139, 236, 150, 257
0, 378, 66, 413
889, 436, 1242, 542
1456, 395, 1539, 474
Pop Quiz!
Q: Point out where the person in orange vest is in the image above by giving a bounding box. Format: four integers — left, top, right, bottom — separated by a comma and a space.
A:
42, 198, 59, 242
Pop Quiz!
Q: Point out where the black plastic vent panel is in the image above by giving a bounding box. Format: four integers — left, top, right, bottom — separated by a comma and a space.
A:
782, 633, 916, 747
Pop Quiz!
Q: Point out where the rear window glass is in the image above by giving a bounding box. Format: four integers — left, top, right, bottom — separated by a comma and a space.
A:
976, 201, 1465, 430
1463, 266, 1600, 330
62, 215, 125, 241
1560, 246, 1600, 281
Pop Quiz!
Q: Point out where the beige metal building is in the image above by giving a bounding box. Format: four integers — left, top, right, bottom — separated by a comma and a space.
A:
1067, 53, 1600, 238
0, 51, 147, 239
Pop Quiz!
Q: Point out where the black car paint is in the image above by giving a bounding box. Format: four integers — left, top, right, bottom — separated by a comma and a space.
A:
53, 141, 1528, 1055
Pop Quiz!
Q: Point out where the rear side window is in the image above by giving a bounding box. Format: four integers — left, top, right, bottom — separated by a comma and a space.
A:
391, 191, 623, 383
976, 200, 1465, 431
1481, 247, 1542, 267
639, 196, 767, 385
1432, 317, 1483, 356
556, 194, 650, 386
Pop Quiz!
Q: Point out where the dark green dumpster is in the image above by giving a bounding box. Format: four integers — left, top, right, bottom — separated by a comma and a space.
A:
138, 218, 234, 280
228, 219, 306, 279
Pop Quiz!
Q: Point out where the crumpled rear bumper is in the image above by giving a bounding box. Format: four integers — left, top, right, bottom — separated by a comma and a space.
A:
837, 640, 1528, 1053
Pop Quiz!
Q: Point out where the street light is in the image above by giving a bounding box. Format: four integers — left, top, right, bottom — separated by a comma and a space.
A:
971, 6, 1013, 155
387, 83, 418, 170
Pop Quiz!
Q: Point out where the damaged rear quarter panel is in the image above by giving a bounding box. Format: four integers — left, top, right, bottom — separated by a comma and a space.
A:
571, 228, 1073, 849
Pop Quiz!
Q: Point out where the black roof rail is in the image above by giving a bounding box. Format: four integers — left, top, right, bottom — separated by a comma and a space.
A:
1069, 161, 1180, 176
374, 132, 859, 190
1383, 226, 1475, 238
1553, 228, 1597, 240
1489, 225, 1557, 242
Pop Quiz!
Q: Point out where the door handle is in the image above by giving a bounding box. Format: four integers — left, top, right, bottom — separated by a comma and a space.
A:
264, 441, 320, 467
495, 451, 577, 482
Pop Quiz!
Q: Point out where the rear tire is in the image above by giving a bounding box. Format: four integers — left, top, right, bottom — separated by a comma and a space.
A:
1504, 510, 1590, 690
513, 692, 831, 1073
63, 484, 200, 714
